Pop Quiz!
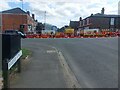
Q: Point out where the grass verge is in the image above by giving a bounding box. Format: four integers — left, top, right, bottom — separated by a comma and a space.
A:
9, 48, 32, 85
10, 48, 32, 73
21, 48, 32, 59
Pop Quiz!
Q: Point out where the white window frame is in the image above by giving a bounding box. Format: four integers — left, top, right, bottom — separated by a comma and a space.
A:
110, 18, 115, 25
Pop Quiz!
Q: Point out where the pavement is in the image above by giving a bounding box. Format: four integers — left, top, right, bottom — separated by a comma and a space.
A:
10, 41, 66, 88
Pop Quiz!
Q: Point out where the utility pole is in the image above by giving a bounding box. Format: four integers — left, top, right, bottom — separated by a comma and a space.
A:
22, 0, 23, 24
0, 12, 2, 33
44, 11, 46, 30
20, 0, 24, 33
118, 1, 120, 15
20, 0, 23, 23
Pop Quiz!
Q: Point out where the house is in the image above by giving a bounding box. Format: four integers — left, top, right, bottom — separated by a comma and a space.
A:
69, 20, 79, 35
0, 7, 37, 33
69, 20, 79, 30
79, 8, 120, 32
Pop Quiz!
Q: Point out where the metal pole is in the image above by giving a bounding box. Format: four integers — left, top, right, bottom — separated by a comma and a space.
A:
20, 0, 23, 23
2, 59, 9, 89
0, 13, 2, 73
17, 58, 21, 73
20, 0, 24, 33
0, 12, 2, 33
44, 11, 46, 30
118, 1, 120, 37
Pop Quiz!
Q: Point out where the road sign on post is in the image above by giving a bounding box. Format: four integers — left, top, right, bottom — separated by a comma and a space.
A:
2, 34, 22, 88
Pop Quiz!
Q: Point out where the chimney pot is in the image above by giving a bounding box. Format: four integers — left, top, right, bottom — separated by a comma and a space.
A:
32, 14, 35, 20
79, 17, 82, 21
27, 11, 30, 15
101, 7, 105, 14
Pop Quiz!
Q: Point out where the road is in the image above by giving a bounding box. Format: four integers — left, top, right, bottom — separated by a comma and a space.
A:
22, 38, 118, 88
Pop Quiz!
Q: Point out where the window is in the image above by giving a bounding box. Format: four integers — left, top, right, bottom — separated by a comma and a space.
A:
80, 21, 82, 27
110, 18, 115, 25
83, 20, 85, 26
87, 18, 89, 25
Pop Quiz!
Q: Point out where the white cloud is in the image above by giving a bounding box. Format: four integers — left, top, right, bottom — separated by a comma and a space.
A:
118, 1, 120, 15
0, 0, 10, 11
1, 0, 119, 28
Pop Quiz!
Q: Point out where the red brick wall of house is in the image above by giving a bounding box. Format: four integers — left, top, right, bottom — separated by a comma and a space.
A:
2, 14, 27, 32
27, 14, 37, 32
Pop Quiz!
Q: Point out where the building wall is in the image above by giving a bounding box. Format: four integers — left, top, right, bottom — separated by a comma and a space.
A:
27, 14, 37, 32
90, 17, 110, 29
115, 17, 120, 29
2, 14, 27, 32
2, 13, 37, 33
79, 16, 120, 32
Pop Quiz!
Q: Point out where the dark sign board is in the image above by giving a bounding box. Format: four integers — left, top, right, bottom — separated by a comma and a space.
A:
2, 34, 21, 61
2, 34, 22, 88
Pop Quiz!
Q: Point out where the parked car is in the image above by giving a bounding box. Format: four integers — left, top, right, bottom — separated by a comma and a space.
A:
4, 30, 26, 38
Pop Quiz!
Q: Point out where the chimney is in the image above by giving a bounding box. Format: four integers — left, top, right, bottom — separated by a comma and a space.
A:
91, 14, 93, 16
27, 11, 30, 15
101, 7, 105, 14
32, 14, 35, 20
79, 17, 82, 21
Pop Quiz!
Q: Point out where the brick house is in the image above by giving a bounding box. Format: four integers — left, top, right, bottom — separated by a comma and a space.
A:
79, 8, 120, 32
0, 7, 37, 33
69, 20, 79, 35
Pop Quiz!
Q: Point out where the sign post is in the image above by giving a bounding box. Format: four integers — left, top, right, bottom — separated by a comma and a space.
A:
2, 59, 9, 88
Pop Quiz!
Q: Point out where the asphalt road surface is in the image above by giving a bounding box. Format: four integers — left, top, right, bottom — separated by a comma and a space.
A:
22, 37, 118, 88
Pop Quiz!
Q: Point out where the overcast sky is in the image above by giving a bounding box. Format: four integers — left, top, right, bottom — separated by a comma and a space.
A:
0, 0, 120, 28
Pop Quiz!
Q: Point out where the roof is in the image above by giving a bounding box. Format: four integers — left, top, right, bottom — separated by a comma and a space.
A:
91, 13, 120, 18
69, 21, 79, 29
2, 7, 27, 14
82, 13, 120, 20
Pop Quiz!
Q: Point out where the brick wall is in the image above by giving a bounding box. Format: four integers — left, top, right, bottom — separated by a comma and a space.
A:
2, 14, 27, 32
89, 17, 110, 29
